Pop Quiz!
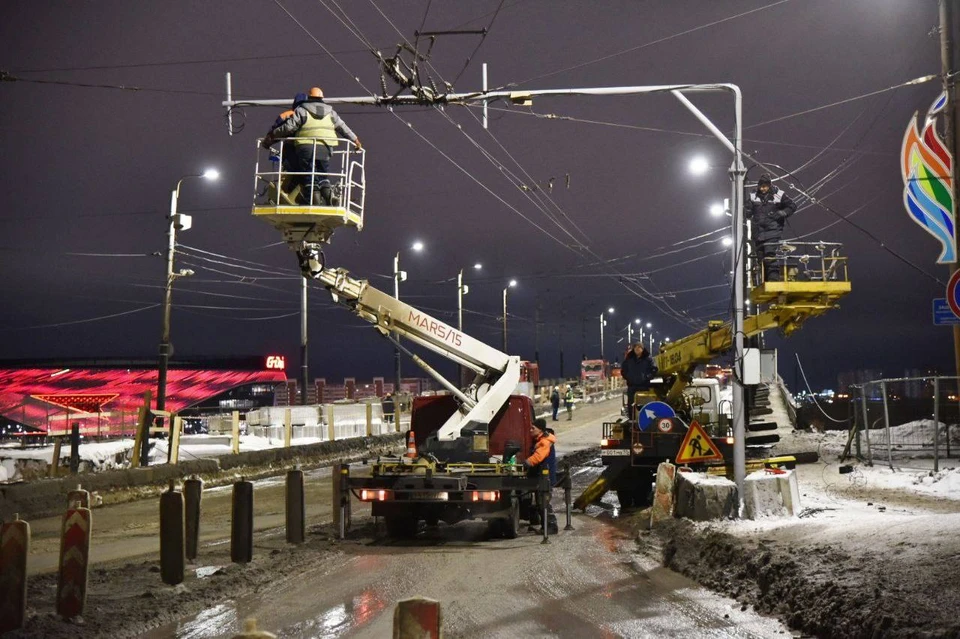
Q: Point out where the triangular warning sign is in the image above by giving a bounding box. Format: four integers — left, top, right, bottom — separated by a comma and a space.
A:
675, 420, 724, 464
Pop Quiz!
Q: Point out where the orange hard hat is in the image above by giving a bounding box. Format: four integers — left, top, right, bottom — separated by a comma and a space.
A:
309, 87, 324, 98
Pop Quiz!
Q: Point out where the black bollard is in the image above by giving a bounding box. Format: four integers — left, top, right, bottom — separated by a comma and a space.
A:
540, 468, 550, 545
183, 477, 203, 562
69, 423, 80, 474
231, 478, 254, 563
285, 467, 305, 544
159, 481, 185, 585
562, 462, 574, 531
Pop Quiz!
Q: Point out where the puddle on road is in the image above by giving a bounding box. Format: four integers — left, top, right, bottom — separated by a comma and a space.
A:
147, 588, 388, 639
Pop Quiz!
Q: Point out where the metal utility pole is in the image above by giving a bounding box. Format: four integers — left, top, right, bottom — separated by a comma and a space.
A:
598, 313, 605, 363
941, 0, 960, 379
534, 297, 541, 366
502, 287, 508, 352
457, 269, 468, 387
300, 276, 308, 405
394, 253, 403, 397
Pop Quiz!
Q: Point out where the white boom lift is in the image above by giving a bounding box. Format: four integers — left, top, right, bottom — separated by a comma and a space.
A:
310, 266, 521, 442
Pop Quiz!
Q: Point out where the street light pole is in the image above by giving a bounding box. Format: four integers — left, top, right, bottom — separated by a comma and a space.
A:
156, 170, 218, 463
457, 268, 469, 387
502, 278, 517, 352
394, 252, 403, 398
300, 275, 308, 405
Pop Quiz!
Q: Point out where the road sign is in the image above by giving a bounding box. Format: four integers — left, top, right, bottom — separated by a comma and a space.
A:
656, 418, 674, 433
947, 270, 960, 319
933, 299, 960, 325
675, 420, 724, 464
638, 401, 676, 431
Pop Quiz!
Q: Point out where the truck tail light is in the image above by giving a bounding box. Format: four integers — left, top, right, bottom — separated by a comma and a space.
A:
601, 438, 620, 447
725, 436, 735, 444
360, 489, 392, 501
470, 490, 499, 502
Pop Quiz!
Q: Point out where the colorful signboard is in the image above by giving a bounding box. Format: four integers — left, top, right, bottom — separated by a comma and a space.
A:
901, 91, 957, 264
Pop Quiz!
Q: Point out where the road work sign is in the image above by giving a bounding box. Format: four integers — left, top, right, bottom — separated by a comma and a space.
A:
675, 420, 723, 464
638, 401, 676, 431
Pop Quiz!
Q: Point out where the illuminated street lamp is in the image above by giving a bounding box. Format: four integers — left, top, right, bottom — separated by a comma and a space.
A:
599, 307, 614, 363
457, 265, 481, 386
688, 155, 710, 176
155, 168, 219, 462
502, 279, 517, 351
394, 240, 425, 398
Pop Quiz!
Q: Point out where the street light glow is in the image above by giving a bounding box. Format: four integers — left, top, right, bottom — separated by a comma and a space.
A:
646, 322, 652, 328
689, 156, 709, 176
722, 236, 733, 246
474, 263, 483, 270
508, 279, 517, 287
710, 203, 725, 217
634, 318, 641, 324
202, 168, 220, 180
608, 307, 615, 314
411, 241, 424, 252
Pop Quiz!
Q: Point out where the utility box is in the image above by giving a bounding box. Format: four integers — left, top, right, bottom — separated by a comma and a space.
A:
742, 348, 761, 386
760, 349, 778, 384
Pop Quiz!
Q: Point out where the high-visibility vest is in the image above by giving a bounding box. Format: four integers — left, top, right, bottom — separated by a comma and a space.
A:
295, 111, 339, 147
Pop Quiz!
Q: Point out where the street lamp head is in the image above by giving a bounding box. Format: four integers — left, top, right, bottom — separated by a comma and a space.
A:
645, 322, 652, 328
607, 307, 615, 314
709, 203, 725, 217
474, 263, 482, 270
689, 156, 709, 176
411, 241, 424, 252
177, 268, 195, 277
722, 236, 733, 247
508, 279, 517, 287
202, 168, 220, 181
634, 318, 641, 324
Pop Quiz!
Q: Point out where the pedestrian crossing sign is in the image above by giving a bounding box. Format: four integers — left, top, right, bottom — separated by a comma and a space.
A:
675, 420, 724, 464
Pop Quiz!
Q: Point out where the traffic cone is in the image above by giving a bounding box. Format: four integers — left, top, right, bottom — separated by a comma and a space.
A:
404, 430, 417, 459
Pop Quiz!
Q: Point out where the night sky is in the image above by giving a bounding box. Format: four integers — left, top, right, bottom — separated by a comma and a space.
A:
0, 0, 953, 391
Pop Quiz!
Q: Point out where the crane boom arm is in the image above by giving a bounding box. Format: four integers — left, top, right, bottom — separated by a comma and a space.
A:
313, 267, 520, 441
655, 275, 852, 403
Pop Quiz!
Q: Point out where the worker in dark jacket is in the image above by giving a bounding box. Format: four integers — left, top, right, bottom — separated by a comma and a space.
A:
524, 418, 558, 533
746, 174, 797, 282
262, 87, 362, 206
550, 386, 561, 421
621, 342, 658, 420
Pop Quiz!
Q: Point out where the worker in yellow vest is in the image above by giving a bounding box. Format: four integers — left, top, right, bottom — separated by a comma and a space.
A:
263, 87, 362, 206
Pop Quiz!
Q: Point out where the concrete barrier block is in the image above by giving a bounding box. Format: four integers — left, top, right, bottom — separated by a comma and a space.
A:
743, 470, 787, 519
393, 597, 440, 639
674, 471, 738, 521
650, 462, 676, 526
775, 469, 801, 516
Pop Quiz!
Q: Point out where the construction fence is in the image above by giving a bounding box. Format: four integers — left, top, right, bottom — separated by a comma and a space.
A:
843, 376, 960, 472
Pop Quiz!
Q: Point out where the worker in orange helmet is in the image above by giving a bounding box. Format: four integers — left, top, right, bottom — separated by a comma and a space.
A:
262, 86, 362, 206
524, 418, 559, 534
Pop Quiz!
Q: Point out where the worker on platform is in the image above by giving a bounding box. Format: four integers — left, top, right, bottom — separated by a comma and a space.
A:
746, 173, 797, 283
262, 87, 362, 206
621, 342, 658, 421
550, 386, 561, 421
564, 385, 574, 421
524, 418, 558, 534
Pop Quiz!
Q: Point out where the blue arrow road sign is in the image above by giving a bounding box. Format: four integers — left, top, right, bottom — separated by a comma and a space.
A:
638, 401, 676, 431
933, 298, 960, 325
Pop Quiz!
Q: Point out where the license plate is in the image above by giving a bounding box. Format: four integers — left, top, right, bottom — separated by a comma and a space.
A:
408, 491, 449, 501
600, 449, 630, 456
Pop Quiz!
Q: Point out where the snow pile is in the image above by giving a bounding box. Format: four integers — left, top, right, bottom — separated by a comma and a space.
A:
911, 466, 960, 497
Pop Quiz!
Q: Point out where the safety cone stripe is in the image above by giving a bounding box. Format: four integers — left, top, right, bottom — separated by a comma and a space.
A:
63, 511, 90, 531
